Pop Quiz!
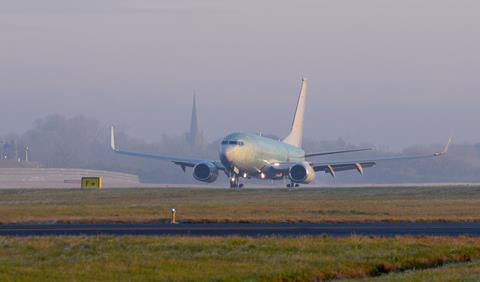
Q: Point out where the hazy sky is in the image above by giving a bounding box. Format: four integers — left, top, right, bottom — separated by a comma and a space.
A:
1, 0, 479, 149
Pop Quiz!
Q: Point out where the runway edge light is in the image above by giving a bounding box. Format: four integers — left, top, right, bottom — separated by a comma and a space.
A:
171, 208, 177, 224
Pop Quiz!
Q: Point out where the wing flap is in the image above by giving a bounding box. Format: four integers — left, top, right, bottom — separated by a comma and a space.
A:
314, 162, 376, 172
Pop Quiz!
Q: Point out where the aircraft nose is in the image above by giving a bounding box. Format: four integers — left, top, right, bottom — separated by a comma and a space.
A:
222, 145, 236, 163
220, 144, 239, 169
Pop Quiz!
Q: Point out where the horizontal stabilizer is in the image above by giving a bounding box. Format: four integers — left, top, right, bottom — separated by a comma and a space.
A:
305, 148, 372, 158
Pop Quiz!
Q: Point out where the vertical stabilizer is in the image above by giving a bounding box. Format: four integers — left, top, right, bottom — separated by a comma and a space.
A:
282, 78, 308, 148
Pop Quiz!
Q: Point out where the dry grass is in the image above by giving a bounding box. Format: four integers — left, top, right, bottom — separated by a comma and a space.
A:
0, 236, 479, 281
1, 185, 480, 224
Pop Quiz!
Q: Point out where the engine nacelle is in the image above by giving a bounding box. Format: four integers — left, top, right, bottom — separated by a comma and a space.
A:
193, 162, 219, 183
289, 162, 316, 184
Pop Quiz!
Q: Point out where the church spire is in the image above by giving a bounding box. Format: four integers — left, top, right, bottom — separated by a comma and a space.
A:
189, 93, 199, 141
186, 93, 202, 147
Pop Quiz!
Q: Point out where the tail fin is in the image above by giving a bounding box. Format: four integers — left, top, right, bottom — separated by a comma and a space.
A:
282, 78, 308, 148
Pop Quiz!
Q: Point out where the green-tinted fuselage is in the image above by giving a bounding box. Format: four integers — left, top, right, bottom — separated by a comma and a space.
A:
219, 132, 305, 179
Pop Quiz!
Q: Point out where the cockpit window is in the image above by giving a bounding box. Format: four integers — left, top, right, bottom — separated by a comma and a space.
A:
222, 140, 245, 146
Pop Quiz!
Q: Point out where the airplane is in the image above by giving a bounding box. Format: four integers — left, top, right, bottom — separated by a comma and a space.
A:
110, 78, 451, 188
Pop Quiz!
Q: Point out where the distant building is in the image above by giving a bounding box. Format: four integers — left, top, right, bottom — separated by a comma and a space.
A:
1, 140, 18, 161
0, 140, 30, 162
185, 94, 204, 148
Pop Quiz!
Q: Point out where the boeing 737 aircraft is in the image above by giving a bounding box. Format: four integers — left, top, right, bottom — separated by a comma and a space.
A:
110, 78, 451, 188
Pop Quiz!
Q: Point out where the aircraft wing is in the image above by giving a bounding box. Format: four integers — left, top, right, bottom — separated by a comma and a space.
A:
311, 138, 452, 177
110, 127, 225, 171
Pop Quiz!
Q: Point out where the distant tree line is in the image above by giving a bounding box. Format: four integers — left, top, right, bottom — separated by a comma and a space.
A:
1, 114, 479, 184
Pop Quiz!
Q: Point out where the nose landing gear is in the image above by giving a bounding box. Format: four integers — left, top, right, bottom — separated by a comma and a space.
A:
229, 174, 244, 188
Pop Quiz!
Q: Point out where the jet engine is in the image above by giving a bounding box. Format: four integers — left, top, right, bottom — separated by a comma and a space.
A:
289, 162, 316, 184
193, 162, 219, 183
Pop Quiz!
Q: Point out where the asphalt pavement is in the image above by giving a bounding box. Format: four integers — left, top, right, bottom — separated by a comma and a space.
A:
1, 223, 480, 237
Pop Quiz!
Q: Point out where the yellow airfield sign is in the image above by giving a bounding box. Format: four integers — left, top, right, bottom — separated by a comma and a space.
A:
81, 177, 102, 189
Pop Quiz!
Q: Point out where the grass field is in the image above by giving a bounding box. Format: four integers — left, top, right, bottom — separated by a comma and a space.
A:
0, 236, 479, 281
0, 185, 480, 224
2, 186, 480, 281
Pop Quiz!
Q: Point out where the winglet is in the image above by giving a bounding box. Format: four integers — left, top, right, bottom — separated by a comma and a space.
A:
434, 137, 452, 156
110, 126, 117, 151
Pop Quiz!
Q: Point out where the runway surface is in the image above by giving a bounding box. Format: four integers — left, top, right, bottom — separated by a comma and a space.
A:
2, 223, 480, 237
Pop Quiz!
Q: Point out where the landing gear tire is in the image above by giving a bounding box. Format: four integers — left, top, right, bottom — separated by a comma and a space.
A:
295, 184, 300, 188
286, 184, 291, 188
239, 183, 244, 188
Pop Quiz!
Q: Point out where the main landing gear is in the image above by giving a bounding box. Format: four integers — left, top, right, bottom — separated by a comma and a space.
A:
229, 174, 244, 189
284, 176, 299, 188
286, 179, 300, 188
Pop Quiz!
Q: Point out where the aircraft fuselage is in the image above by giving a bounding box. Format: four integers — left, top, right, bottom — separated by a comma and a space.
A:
219, 132, 305, 179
